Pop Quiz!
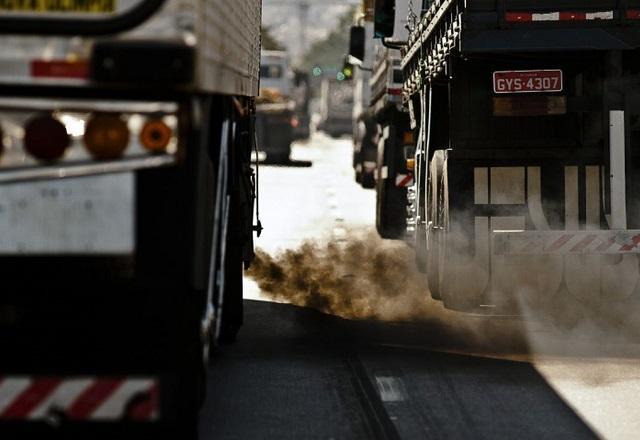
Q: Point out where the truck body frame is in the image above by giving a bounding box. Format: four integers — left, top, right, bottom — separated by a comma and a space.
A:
400, 0, 640, 312
0, 0, 261, 436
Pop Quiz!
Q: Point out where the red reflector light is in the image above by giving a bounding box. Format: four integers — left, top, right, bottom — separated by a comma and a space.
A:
493, 96, 567, 117
627, 10, 640, 19
387, 88, 403, 96
24, 115, 70, 161
31, 60, 89, 79
506, 12, 532, 22
559, 12, 586, 21
84, 114, 130, 160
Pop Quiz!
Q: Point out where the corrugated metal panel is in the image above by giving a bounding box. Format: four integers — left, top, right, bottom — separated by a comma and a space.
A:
197, 0, 261, 97
0, 0, 261, 97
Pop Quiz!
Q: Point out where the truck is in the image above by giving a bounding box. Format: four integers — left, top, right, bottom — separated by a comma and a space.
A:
348, 0, 420, 234
349, 4, 378, 189
381, 0, 640, 314
292, 70, 312, 141
0, 0, 261, 437
257, 50, 295, 163
318, 77, 354, 138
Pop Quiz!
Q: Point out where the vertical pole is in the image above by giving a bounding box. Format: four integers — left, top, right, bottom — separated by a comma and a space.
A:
610, 110, 627, 229
298, 3, 309, 58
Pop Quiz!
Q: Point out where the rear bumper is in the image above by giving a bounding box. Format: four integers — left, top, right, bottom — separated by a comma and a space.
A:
0, 375, 159, 423
463, 27, 640, 52
493, 230, 640, 255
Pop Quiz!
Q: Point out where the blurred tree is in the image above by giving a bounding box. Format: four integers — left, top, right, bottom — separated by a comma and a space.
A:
262, 26, 285, 51
300, 6, 356, 73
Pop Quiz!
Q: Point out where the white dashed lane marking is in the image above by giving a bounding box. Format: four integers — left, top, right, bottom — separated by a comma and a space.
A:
375, 376, 407, 402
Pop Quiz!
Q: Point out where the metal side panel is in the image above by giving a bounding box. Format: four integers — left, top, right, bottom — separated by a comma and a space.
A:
0, 0, 261, 96
196, 0, 261, 97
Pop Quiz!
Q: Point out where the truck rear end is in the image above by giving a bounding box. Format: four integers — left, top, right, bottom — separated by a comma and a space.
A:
257, 51, 295, 163
318, 78, 355, 138
0, 1, 260, 437
402, 1, 640, 312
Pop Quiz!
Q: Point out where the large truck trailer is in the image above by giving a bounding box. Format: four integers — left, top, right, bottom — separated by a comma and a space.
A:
0, 0, 260, 437
349, 3, 377, 188
390, 0, 640, 313
349, 0, 420, 234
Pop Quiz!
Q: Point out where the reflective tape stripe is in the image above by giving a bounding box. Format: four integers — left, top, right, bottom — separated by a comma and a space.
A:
0, 376, 158, 422
29, 378, 93, 420
0, 378, 31, 415
507, 11, 614, 22
91, 379, 155, 421
67, 378, 123, 420
494, 231, 640, 255
587, 11, 614, 20
569, 234, 598, 253
532, 12, 559, 21
395, 173, 414, 187
127, 383, 160, 421
1, 378, 61, 420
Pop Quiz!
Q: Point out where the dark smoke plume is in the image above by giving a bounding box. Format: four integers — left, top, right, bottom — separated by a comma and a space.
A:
247, 232, 432, 321
246, 231, 530, 354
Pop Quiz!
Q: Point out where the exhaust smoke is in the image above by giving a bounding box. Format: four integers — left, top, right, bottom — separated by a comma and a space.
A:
246, 230, 530, 354
247, 231, 430, 321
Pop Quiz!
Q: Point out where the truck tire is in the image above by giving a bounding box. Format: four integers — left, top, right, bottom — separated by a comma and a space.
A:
218, 237, 243, 344
412, 153, 428, 275
211, 108, 248, 346
376, 124, 406, 239
425, 152, 445, 300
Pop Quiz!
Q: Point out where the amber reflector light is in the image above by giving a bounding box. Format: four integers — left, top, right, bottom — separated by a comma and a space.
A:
24, 115, 70, 161
84, 114, 130, 160
140, 119, 172, 153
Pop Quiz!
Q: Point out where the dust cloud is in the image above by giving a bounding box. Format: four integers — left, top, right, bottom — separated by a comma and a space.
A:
246, 229, 530, 355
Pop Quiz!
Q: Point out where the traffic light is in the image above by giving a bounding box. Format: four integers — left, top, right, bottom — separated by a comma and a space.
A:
340, 60, 353, 81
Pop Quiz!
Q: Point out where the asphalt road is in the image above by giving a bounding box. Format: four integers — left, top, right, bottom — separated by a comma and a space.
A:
196, 133, 639, 439
200, 300, 594, 440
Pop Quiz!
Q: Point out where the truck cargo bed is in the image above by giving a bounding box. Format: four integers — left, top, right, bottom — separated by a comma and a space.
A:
404, 0, 640, 88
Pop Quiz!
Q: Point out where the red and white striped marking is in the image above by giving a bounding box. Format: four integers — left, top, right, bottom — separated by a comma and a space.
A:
493, 230, 640, 255
395, 173, 414, 188
0, 376, 159, 422
506, 11, 614, 22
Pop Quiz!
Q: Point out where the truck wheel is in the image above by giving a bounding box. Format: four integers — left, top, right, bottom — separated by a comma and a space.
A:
425, 151, 445, 300
211, 115, 245, 346
217, 240, 243, 344
354, 148, 363, 183
413, 154, 428, 275
360, 169, 375, 189
376, 126, 406, 239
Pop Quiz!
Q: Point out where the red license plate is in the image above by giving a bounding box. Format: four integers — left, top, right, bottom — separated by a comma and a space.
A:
493, 70, 563, 94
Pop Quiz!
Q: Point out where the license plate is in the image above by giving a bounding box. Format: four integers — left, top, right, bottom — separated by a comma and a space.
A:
493, 70, 563, 94
0, 173, 134, 254
0, 0, 115, 13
